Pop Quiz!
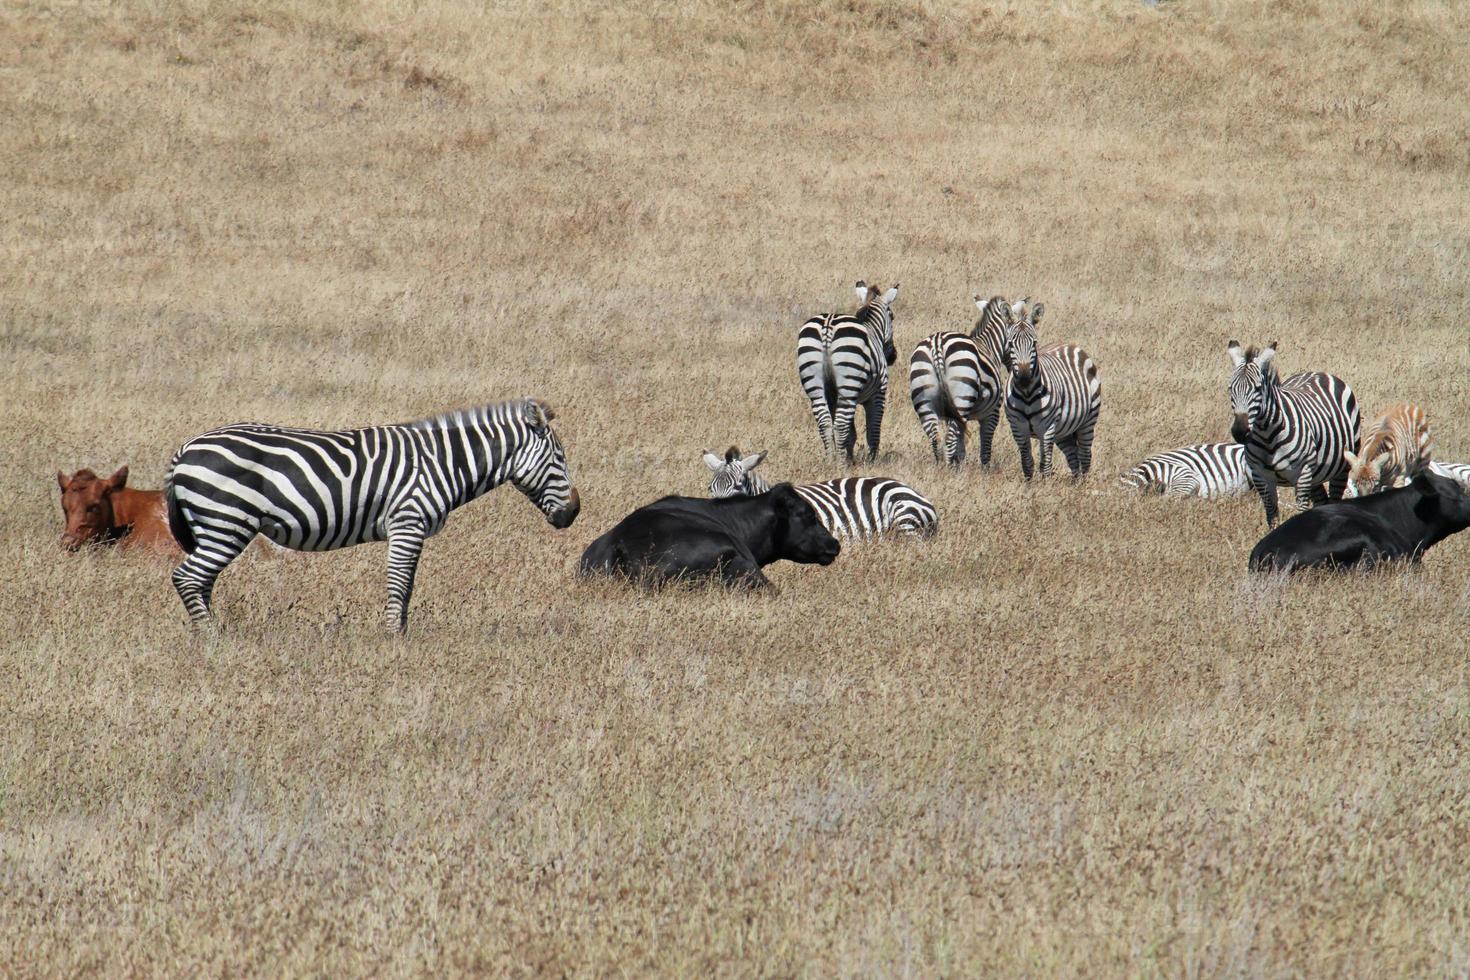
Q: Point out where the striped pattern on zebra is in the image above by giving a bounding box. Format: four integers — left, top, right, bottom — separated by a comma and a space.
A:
1342, 402, 1432, 498
1428, 461, 1470, 491
796, 281, 900, 463
1120, 442, 1250, 499
1227, 340, 1360, 527
908, 295, 1016, 466
701, 447, 937, 538
165, 397, 580, 633
1004, 302, 1102, 479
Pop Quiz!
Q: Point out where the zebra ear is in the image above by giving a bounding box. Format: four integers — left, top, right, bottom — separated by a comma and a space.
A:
974, 294, 987, 312
882, 284, 899, 305
1010, 299, 1027, 319
1371, 451, 1391, 471
854, 281, 870, 304
1344, 449, 1360, 469
1227, 341, 1246, 368
741, 450, 767, 471
1030, 302, 1045, 323
522, 399, 554, 429
1257, 344, 1277, 371
702, 451, 723, 472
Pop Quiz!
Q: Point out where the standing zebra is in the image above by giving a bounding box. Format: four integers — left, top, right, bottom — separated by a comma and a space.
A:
1120, 443, 1250, 499
165, 397, 580, 633
700, 447, 937, 538
1004, 302, 1102, 479
908, 295, 1016, 466
1227, 340, 1360, 527
796, 281, 899, 463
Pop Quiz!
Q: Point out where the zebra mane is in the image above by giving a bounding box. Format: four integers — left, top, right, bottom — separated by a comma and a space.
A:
403, 397, 538, 431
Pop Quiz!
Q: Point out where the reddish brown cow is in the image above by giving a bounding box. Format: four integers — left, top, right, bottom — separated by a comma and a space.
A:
56, 466, 180, 555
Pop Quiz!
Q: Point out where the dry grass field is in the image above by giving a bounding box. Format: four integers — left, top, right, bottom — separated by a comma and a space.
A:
4, 0, 1470, 973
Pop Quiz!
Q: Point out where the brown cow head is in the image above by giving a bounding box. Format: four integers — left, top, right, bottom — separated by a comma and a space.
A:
57, 466, 129, 551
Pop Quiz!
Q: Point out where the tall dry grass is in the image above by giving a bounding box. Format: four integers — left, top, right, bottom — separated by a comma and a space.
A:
3, 0, 1470, 973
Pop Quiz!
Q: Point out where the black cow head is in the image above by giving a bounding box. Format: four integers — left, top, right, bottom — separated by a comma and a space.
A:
1411, 470, 1470, 533
769, 485, 841, 566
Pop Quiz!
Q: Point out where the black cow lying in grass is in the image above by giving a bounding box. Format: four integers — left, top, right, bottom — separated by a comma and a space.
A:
1249, 469, 1470, 573
580, 485, 841, 589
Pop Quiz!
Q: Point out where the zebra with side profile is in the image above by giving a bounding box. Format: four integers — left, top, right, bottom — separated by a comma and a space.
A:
1004, 302, 1102, 479
908, 294, 1016, 466
796, 280, 900, 463
1120, 443, 1250, 499
1227, 340, 1360, 527
164, 397, 580, 633
701, 447, 937, 538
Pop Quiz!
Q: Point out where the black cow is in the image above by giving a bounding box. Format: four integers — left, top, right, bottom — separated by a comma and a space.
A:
579, 484, 841, 589
1249, 469, 1470, 573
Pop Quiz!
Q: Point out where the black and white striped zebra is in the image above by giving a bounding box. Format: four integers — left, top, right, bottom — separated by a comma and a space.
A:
1004, 302, 1102, 479
908, 295, 1017, 466
1429, 461, 1470, 491
1120, 443, 1250, 499
1227, 340, 1360, 527
164, 397, 580, 633
700, 447, 937, 538
796, 281, 899, 463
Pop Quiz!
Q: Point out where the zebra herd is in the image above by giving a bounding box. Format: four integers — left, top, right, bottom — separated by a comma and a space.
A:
157, 282, 1469, 633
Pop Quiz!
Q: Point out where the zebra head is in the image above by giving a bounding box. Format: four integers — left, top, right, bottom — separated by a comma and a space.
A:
507, 399, 580, 528
856, 280, 900, 366
702, 446, 767, 498
1227, 340, 1278, 443
1005, 300, 1045, 381
1342, 449, 1393, 498
972, 294, 1015, 364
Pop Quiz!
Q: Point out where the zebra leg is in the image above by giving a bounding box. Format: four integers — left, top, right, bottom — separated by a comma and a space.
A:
833, 403, 859, 464
863, 391, 886, 462
171, 527, 257, 630
383, 517, 427, 634
806, 398, 835, 458
1295, 466, 1324, 510
915, 402, 946, 464
951, 420, 967, 467
1327, 471, 1349, 500
1058, 435, 1081, 477
1037, 429, 1057, 478
1007, 408, 1034, 480
978, 410, 999, 468
1073, 422, 1096, 478
1250, 465, 1280, 527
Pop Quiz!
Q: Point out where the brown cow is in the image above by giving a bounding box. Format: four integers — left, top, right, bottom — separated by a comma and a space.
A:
56, 466, 180, 555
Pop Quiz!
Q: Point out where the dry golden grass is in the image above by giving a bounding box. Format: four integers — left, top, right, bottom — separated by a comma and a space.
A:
4, 0, 1470, 973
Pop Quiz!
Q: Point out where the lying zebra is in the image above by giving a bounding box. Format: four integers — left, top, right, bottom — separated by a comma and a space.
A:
1343, 459, 1470, 497
1120, 442, 1251, 499
700, 448, 937, 538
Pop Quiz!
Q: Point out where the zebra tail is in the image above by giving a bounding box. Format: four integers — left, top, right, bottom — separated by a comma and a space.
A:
164, 469, 196, 554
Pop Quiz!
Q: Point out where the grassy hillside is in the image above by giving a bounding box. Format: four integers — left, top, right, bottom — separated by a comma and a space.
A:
3, 0, 1469, 973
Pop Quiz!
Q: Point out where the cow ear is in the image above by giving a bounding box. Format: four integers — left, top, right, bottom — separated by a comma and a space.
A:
106, 466, 129, 492
882, 284, 899, 305
854, 281, 870, 304
1227, 340, 1246, 368
57, 471, 69, 491
741, 451, 766, 471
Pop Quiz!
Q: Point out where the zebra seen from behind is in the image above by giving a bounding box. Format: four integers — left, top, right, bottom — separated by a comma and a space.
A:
796, 281, 899, 463
165, 397, 580, 633
1120, 442, 1250, 499
700, 447, 937, 539
1227, 340, 1360, 527
908, 295, 1017, 466
1004, 302, 1102, 479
